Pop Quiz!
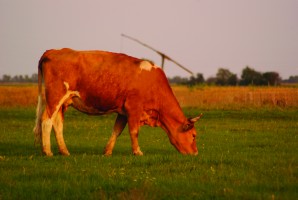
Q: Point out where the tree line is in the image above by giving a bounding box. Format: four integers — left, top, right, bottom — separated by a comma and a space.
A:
1, 66, 297, 86
168, 66, 297, 86
0, 74, 38, 83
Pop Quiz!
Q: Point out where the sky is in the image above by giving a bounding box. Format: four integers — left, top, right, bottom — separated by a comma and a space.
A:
1, 0, 298, 79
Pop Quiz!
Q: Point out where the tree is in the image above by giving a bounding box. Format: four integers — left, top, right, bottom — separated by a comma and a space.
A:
206, 77, 217, 85
1, 74, 11, 82
215, 68, 237, 86
227, 74, 238, 86
262, 72, 281, 86
283, 75, 298, 83
31, 73, 38, 82
168, 73, 205, 86
188, 73, 205, 86
168, 76, 188, 84
196, 73, 205, 84
18, 75, 24, 82
240, 66, 264, 85
24, 75, 30, 82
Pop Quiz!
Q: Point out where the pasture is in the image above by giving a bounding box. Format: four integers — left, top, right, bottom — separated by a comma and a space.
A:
0, 85, 297, 199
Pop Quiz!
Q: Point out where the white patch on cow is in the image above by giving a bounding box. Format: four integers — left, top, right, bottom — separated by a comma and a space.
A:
64, 81, 70, 90
139, 60, 157, 71
50, 82, 80, 120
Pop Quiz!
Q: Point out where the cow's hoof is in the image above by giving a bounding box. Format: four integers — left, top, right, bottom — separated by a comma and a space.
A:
59, 150, 70, 156
103, 149, 113, 156
133, 150, 143, 156
103, 152, 112, 156
43, 151, 53, 157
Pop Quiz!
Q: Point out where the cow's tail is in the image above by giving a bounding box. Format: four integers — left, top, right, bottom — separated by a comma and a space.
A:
33, 58, 44, 146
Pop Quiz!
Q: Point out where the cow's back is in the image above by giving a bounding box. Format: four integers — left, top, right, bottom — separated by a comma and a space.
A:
40, 48, 171, 114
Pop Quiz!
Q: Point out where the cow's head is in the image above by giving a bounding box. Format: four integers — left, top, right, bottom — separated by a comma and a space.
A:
168, 114, 202, 155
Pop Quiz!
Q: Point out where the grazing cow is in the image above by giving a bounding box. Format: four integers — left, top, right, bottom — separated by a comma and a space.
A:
33, 48, 202, 156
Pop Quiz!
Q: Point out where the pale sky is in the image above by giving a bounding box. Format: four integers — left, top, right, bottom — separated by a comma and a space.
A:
1, 0, 298, 79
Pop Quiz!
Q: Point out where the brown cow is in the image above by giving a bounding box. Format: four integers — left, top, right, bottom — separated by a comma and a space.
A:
33, 48, 202, 156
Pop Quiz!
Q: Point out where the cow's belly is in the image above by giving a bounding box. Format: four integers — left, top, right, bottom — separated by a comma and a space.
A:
71, 96, 122, 115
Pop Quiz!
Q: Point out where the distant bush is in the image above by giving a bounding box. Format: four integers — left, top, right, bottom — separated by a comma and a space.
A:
168, 66, 290, 86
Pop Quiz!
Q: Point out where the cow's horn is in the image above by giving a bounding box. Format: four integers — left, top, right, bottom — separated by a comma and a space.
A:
189, 113, 203, 123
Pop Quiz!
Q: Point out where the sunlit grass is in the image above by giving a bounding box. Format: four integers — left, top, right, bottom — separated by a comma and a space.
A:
172, 85, 298, 109
1, 84, 298, 109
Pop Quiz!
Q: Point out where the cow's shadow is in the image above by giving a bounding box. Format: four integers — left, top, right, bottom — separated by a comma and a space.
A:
0, 142, 38, 157
0, 141, 174, 157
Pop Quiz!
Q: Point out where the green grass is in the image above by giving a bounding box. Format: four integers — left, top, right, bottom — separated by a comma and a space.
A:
0, 107, 297, 199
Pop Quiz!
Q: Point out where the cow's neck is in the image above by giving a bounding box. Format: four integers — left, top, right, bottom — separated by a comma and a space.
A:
159, 92, 186, 135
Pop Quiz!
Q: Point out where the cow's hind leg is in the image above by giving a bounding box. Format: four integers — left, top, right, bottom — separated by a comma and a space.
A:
103, 114, 127, 156
41, 110, 53, 156
52, 108, 70, 156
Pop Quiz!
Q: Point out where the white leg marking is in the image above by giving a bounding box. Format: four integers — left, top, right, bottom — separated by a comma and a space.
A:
42, 118, 53, 156
42, 81, 80, 156
53, 111, 70, 156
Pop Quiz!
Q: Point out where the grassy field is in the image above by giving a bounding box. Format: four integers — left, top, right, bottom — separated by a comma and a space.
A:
0, 84, 297, 199
0, 107, 297, 199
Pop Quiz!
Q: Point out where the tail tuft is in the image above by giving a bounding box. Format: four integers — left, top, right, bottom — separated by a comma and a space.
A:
33, 95, 42, 145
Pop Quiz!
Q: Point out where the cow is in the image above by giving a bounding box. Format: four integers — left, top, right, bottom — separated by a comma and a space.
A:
33, 48, 202, 156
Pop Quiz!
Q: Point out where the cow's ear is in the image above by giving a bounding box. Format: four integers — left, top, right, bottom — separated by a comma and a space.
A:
182, 114, 203, 132
182, 121, 194, 132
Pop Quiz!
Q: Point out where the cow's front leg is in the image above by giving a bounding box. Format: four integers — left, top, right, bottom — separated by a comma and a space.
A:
104, 114, 127, 156
125, 98, 143, 155
130, 131, 143, 156
128, 119, 143, 156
